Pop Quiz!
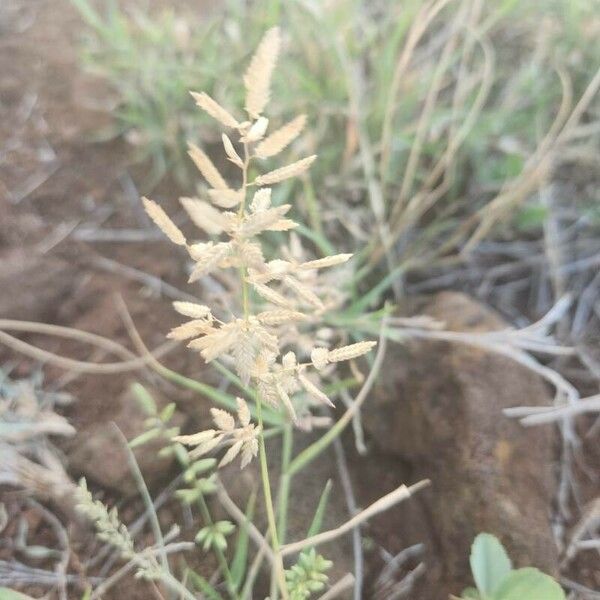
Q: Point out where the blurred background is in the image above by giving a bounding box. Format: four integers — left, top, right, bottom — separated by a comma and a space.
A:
1, 0, 599, 598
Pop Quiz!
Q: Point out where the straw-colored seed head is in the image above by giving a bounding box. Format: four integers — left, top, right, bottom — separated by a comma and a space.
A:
255, 115, 307, 159
252, 282, 293, 308
244, 27, 281, 119
180, 197, 227, 235
236, 397, 251, 427
254, 155, 316, 185
172, 301, 211, 319
245, 116, 269, 142
142, 197, 186, 246
250, 188, 272, 212
311, 347, 329, 371
222, 133, 244, 168
187, 142, 228, 189
207, 188, 244, 209
327, 341, 377, 363
173, 429, 217, 446
190, 91, 239, 128
299, 254, 353, 270
211, 408, 235, 432
298, 373, 334, 407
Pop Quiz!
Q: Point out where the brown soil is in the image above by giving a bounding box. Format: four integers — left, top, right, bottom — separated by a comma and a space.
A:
0, 1, 597, 599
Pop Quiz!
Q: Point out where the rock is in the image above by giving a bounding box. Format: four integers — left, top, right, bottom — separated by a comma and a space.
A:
360, 291, 559, 598
66, 385, 186, 495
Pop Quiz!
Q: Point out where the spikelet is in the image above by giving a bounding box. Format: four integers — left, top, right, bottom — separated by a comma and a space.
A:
298, 373, 334, 407
236, 397, 251, 427
142, 197, 186, 246
188, 242, 232, 281
190, 434, 224, 458
219, 440, 243, 467
239, 205, 291, 237
180, 197, 227, 235
207, 188, 244, 208
299, 254, 353, 270
257, 310, 305, 326
187, 142, 228, 189
255, 115, 307, 159
190, 91, 239, 128
252, 282, 293, 308
311, 348, 329, 371
222, 134, 244, 168
173, 429, 217, 446
255, 155, 316, 185
249, 188, 272, 212
327, 341, 377, 363
272, 218, 299, 231
211, 408, 235, 431
284, 276, 324, 309
245, 117, 269, 142
172, 301, 211, 319
244, 27, 281, 119
167, 319, 213, 340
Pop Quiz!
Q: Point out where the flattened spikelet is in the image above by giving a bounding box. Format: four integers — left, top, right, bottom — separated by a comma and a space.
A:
208, 188, 243, 208
180, 197, 227, 235
254, 155, 316, 185
327, 341, 377, 363
257, 309, 305, 326
284, 276, 324, 309
190, 91, 239, 128
173, 429, 216, 446
250, 188, 272, 212
222, 133, 244, 168
311, 347, 329, 371
252, 282, 292, 308
211, 407, 235, 431
167, 319, 213, 340
236, 397, 251, 427
298, 373, 334, 407
239, 205, 291, 237
244, 27, 281, 119
172, 301, 211, 319
187, 142, 228, 189
299, 254, 353, 270
255, 115, 307, 159
219, 440, 243, 467
142, 197, 186, 246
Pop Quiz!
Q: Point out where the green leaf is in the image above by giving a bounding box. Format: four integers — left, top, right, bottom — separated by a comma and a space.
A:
159, 402, 176, 423
128, 428, 160, 448
461, 587, 481, 599
0, 589, 36, 600
494, 568, 565, 600
470, 533, 512, 596
131, 382, 157, 415
306, 479, 332, 538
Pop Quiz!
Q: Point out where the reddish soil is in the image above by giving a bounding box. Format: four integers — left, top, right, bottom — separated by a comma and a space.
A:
1, 1, 598, 599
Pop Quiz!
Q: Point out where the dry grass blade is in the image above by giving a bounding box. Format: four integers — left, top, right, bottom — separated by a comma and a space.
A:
142, 197, 186, 246
255, 115, 307, 159
187, 142, 228, 189
190, 91, 239, 128
244, 27, 281, 119
254, 155, 316, 185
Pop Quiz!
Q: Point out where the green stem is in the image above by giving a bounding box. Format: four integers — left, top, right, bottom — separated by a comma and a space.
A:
276, 424, 293, 544
256, 394, 289, 600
